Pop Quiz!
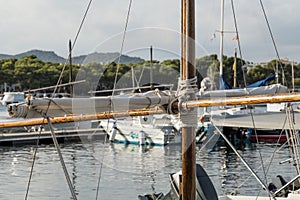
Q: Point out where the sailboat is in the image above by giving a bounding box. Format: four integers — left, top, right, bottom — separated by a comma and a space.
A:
196, 0, 291, 146
5, 45, 181, 146
2, 1, 300, 199
104, 114, 180, 146
100, 46, 181, 146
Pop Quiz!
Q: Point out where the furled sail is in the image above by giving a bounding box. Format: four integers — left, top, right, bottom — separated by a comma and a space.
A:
199, 84, 288, 98
7, 90, 175, 118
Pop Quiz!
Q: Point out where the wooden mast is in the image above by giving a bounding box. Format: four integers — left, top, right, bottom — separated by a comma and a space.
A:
181, 0, 196, 199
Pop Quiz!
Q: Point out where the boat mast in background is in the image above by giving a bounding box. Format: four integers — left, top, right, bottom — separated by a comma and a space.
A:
219, 0, 225, 81
233, 48, 237, 88
292, 61, 295, 92
150, 45, 153, 89
69, 40, 73, 97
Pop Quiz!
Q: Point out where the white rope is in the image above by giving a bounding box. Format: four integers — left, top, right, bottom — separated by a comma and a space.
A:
176, 76, 198, 112
178, 109, 198, 128
176, 76, 198, 127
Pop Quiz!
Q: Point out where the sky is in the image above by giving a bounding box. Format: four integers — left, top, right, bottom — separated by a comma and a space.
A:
0, 0, 299, 63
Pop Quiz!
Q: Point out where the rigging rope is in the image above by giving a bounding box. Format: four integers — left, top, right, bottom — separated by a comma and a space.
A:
211, 123, 275, 199
95, 130, 108, 200
230, 0, 247, 86
52, 0, 94, 97
248, 109, 269, 189
176, 77, 198, 127
176, 77, 198, 112
286, 104, 300, 173
35, 0, 94, 142
25, 124, 44, 200
234, 114, 289, 196
112, 0, 133, 96
259, 0, 288, 88
230, 1, 295, 193
95, 1, 133, 199
137, 65, 146, 91
46, 117, 78, 200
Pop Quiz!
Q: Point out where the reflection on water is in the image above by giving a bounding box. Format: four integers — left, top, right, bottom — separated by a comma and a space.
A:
0, 141, 297, 199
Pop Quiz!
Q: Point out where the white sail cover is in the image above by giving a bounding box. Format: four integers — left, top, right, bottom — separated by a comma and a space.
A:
199, 84, 288, 98
7, 90, 175, 118
211, 112, 300, 130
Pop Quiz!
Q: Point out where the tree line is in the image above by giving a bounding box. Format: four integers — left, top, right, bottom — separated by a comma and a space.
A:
0, 54, 299, 95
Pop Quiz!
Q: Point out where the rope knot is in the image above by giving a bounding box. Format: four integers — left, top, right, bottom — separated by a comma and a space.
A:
175, 76, 198, 127
176, 76, 198, 113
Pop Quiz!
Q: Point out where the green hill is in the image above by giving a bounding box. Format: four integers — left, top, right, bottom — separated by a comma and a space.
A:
0, 49, 144, 64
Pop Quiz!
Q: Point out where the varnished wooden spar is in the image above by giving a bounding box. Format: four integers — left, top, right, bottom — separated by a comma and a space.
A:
165, 92, 300, 114
184, 92, 300, 108
0, 107, 165, 129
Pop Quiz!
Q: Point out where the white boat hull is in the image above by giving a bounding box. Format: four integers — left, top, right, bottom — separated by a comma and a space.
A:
219, 192, 300, 200
105, 116, 180, 146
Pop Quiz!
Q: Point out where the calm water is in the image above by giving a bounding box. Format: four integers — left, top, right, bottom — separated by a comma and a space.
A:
0, 138, 297, 200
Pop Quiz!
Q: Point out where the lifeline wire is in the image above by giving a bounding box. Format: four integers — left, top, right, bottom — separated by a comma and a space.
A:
46, 117, 78, 200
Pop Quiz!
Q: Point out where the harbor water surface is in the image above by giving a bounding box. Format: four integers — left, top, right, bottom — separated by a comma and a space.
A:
0, 138, 296, 200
